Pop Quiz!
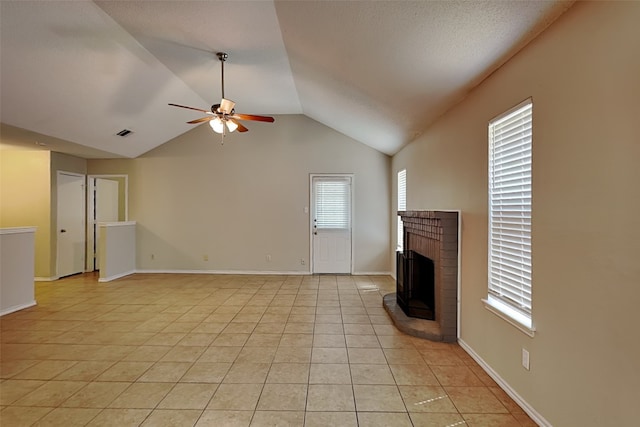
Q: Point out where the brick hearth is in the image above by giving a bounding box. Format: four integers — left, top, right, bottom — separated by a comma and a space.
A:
383, 210, 459, 342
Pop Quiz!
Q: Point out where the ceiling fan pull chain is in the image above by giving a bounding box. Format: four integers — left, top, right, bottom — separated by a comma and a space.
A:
220, 118, 226, 145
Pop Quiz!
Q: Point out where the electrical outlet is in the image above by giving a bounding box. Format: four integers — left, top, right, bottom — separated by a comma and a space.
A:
266, 254, 272, 262
300, 259, 305, 265
203, 254, 208, 261
522, 348, 530, 370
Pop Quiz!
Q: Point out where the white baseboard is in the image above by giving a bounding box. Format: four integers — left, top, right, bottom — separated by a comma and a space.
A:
98, 270, 136, 282
38, 271, 391, 281
34, 276, 59, 282
0, 300, 37, 316
352, 271, 392, 276
458, 338, 550, 427
135, 269, 312, 276
135, 269, 392, 276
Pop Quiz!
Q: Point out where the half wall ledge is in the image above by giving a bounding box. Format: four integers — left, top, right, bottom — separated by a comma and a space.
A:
383, 293, 449, 342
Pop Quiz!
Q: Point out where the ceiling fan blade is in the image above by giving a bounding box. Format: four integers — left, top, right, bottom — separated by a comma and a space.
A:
220, 98, 236, 114
230, 119, 248, 133
231, 113, 275, 123
170, 54, 272, 137
187, 116, 214, 124
168, 103, 211, 114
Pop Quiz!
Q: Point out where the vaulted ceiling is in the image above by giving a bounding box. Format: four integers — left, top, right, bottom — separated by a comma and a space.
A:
0, 1, 573, 159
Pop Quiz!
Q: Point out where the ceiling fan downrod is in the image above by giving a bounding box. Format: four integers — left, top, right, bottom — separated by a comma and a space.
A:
217, 52, 228, 100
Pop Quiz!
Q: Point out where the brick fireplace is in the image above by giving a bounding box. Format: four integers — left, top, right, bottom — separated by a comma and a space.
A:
383, 210, 459, 342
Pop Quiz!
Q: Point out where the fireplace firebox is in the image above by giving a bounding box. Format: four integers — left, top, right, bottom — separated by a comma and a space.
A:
396, 250, 435, 320
383, 210, 459, 342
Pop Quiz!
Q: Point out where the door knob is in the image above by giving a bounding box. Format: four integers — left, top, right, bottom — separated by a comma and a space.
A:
60, 229, 67, 233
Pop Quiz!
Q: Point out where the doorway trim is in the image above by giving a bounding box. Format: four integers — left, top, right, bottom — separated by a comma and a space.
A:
86, 174, 129, 271
309, 173, 355, 274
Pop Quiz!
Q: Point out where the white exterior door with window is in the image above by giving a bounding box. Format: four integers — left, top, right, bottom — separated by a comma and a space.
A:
311, 175, 352, 274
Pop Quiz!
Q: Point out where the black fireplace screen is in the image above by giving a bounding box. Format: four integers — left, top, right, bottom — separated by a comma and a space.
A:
396, 250, 435, 320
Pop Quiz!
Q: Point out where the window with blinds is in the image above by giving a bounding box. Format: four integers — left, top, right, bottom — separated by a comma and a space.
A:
487, 99, 533, 329
397, 169, 406, 250
314, 178, 351, 230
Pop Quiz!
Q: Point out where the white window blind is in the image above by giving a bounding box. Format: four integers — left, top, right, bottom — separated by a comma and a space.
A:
397, 169, 406, 250
314, 178, 351, 230
488, 99, 532, 322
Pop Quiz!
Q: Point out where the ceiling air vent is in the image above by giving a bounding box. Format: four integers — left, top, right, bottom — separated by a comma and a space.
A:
116, 129, 133, 137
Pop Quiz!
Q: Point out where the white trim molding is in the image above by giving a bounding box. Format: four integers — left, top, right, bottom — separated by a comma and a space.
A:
0, 300, 37, 316
109, 270, 392, 278
482, 297, 536, 337
34, 276, 59, 282
352, 271, 392, 276
136, 269, 313, 276
0, 227, 37, 235
98, 221, 136, 227
98, 270, 136, 282
458, 338, 551, 427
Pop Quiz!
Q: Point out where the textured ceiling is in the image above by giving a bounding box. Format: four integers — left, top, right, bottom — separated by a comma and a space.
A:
0, 1, 573, 158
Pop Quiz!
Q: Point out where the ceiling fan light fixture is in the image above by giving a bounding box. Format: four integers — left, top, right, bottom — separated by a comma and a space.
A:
169, 52, 274, 138
210, 117, 224, 134
226, 120, 238, 133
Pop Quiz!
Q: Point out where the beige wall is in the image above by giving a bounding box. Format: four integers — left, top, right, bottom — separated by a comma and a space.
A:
89, 114, 391, 274
392, 2, 640, 425
109, 177, 127, 221
0, 146, 87, 278
0, 151, 52, 277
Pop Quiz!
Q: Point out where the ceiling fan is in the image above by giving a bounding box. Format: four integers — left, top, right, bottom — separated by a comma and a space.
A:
169, 52, 275, 142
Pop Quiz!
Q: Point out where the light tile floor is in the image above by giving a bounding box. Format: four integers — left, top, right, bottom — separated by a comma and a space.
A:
0, 273, 536, 426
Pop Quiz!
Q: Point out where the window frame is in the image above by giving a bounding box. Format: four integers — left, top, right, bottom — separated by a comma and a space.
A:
397, 169, 406, 251
313, 178, 352, 231
483, 98, 535, 336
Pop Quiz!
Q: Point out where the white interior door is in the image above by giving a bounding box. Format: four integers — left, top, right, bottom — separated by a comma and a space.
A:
94, 178, 119, 269
312, 175, 352, 274
57, 172, 85, 278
